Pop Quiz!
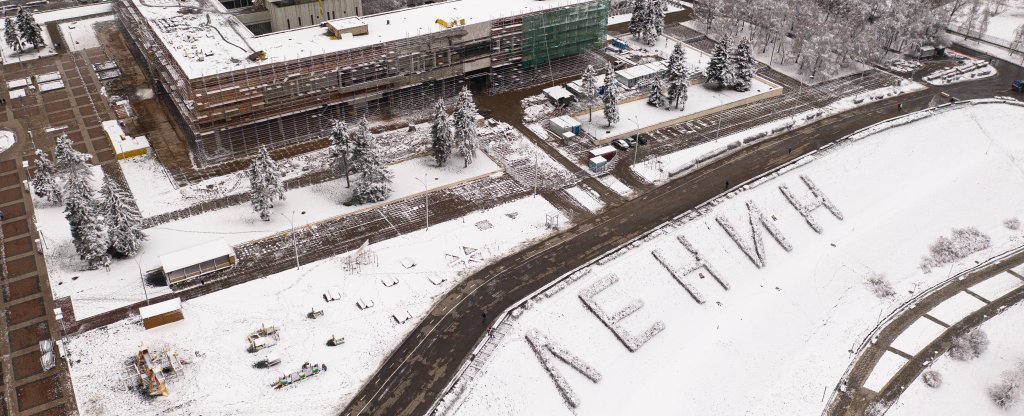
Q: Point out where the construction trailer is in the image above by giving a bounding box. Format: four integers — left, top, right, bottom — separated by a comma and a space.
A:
615, 61, 667, 89
548, 115, 582, 137
159, 240, 237, 284
118, 0, 608, 167
139, 298, 185, 329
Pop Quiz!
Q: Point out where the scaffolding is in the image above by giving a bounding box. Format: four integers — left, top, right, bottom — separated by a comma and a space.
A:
118, 0, 609, 168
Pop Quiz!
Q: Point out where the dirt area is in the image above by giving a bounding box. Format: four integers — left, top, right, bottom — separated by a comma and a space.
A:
15, 374, 62, 411
6, 298, 46, 326
12, 350, 43, 381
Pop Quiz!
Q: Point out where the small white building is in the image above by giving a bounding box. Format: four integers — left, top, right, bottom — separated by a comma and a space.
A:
548, 115, 582, 137
160, 240, 237, 284
139, 298, 184, 329
616, 61, 667, 89
543, 85, 575, 107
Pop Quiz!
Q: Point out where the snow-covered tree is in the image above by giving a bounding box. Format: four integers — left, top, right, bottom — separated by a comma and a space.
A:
3, 17, 20, 54
651, 0, 666, 38
730, 40, 756, 92
329, 119, 351, 188
704, 37, 734, 89
629, 0, 651, 38
666, 43, 689, 109
99, 176, 145, 257
247, 146, 284, 221
1011, 23, 1024, 54
63, 162, 109, 270
580, 65, 600, 122
350, 128, 393, 204
647, 81, 668, 108
32, 149, 61, 204
15, 8, 44, 50
602, 63, 621, 127
452, 87, 479, 167
54, 134, 91, 174
694, 0, 725, 33
430, 99, 454, 167
349, 117, 374, 175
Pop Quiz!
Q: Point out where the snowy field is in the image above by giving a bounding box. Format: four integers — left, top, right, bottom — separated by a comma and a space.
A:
565, 185, 605, 213
38, 155, 502, 319
0, 130, 14, 154
577, 78, 779, 142
67, 196, 570, 416
59, 15, 116, 52
440, 101, 1024, 415
630, 82, 925, 183
889, 298, 1024, 416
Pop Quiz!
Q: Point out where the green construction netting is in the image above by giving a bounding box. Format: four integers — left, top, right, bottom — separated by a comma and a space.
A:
521, 0, 609, 68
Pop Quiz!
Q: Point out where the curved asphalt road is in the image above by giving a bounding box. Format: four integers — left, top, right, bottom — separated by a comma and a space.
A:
340, 46, 1023, 416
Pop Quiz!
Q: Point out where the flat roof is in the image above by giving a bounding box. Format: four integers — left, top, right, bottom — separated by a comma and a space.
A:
131, 0, 598, 79
159, 239, 234, 273
139, 298, 182, 319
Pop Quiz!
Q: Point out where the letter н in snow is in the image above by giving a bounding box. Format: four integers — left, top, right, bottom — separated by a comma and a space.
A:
779, 174, 844, 233
579, 274, 665, 352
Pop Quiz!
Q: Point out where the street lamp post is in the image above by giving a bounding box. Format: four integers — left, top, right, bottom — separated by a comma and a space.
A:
279, 211, 301, 270
631, 116, 641, 165
134, 258, 149, 305
414, 174, 429, 231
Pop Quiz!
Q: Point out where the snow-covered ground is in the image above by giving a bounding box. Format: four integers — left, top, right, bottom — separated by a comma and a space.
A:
440, 101, 1024, 415
59, 15, 116, 52
67, 196, 570, 416
924, 51, 998, 86
577, 78, 779, 142
681, 21, 871, 85
0, 20, 57, 64
38, 155, 502, 319
0, 130, 14, 154
598, 175, 634, 198
631, 82, 926, 183
565, 185, 605, 213
889, 298, 1024, 416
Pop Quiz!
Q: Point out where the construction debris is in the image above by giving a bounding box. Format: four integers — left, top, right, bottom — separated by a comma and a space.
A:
272, 362, 327, 389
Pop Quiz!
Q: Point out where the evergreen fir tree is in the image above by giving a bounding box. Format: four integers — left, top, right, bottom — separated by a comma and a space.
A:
430, 99, 454, 167
638, 0, 661, 46
329, 119, 351, 188
349, 117, 373, 174
78, 209, 110, 270
15, 8, 44, 50
602, 63, 621, 127
652, 0, 666, 37
350, 129, 393, 204
452, 87, 479, 167
63, 163, 108, 270
629, 0, 650, 38
704, 38, 734, 89
54, 134, 90, 174
648, 81, 668, 108
580, 65, 600, 122
99, 176, 145, 257
3, 17, 20, 54
32, 149, 61, 204
730, 40, 756, 92
666, 43, 689, 109
247, 146, 284, 221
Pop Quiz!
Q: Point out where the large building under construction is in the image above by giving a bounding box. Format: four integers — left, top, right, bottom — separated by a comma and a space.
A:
117, 0, 608, 167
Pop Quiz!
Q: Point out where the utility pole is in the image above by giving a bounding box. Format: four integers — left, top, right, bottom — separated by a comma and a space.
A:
415, 174, 429, 232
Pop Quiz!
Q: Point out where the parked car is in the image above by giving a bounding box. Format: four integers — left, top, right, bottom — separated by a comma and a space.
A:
625, 136, 637, 146
612, 139, 631, 151
1013, 80, 1024, 93
635, 133, 651, 146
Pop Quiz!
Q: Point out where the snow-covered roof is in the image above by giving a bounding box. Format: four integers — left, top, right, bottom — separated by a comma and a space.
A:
543, 86, 574, 102
550, 115, 581, 129
130, 0, 597, 79
616, 61, 667, 81
139, 298, 182, 319
159, 239, 235, 273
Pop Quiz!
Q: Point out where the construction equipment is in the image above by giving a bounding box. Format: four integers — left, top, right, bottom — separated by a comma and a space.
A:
327, 334, 345, 346
254, 354, 282, 369
247, 324, 281, 352
307, 308, 324, 319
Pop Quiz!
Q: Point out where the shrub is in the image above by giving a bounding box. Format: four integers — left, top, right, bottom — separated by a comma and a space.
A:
920, 227, 992, 272
988, 369, 1022, 409
865, 272, 896, 299
948, 328, 989, 361
1005, 218, 1021, 231
922, 370, 943, 388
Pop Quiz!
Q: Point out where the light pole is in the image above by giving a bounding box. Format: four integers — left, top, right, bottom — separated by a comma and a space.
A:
278, 211, 301, 270
134, 258, 149, 305
631, 116, 641, 165
414, 174, 429, 231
